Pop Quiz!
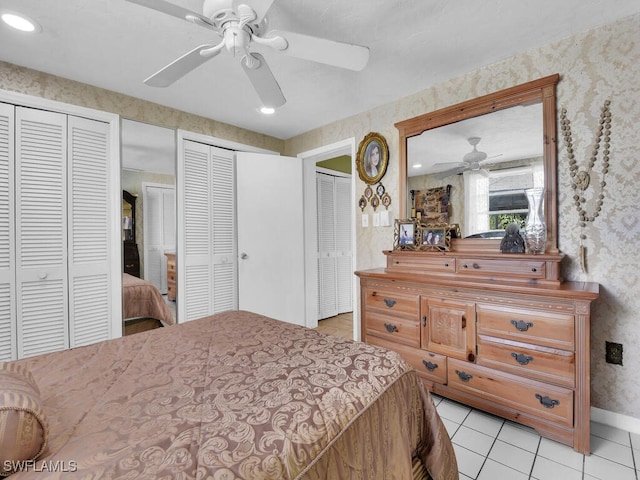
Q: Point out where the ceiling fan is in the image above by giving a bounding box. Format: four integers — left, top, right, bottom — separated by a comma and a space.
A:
126, 0, 370, 109
433, 137, 501, 179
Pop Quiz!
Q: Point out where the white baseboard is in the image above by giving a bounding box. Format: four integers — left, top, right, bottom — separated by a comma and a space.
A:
591, 406, 640, 436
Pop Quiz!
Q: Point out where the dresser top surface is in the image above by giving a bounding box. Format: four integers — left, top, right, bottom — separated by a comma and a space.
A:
356, 267, 599, 300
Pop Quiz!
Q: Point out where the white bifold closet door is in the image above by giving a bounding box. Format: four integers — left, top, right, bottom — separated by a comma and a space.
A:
0, 104, 112, 360
178, 139, 237, 322
0, 103, 16, 360
143, 184, 175, 293
317, 172, 352, 320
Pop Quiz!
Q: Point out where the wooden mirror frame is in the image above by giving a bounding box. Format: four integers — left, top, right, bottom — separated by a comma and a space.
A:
396, 74, 560, 254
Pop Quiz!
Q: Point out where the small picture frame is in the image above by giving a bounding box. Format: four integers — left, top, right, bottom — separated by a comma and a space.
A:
358, 195, 367, 212
417, 224, 452, 251
356, 132, 389, 185
394, 219, 417, 250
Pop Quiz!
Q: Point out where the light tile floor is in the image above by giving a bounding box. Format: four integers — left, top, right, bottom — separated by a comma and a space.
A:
316, 313, 640, 480
433, 393, 640, 480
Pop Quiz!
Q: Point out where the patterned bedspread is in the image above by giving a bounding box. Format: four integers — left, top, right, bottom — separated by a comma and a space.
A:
13, 311, 458, 479
122, 272, 174, 325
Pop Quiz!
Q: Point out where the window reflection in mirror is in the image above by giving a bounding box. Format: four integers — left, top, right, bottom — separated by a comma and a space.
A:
406, 102, 543, 238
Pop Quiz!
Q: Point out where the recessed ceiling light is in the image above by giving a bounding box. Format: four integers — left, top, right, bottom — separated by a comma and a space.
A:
260, 107, 275, 115
1, 12, 41, 33
412, 163, 422, 169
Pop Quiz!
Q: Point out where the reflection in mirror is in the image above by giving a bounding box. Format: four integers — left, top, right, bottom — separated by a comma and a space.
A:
407, 103, 543, 238
121, 119, 177, 323
396, 74, 559, 253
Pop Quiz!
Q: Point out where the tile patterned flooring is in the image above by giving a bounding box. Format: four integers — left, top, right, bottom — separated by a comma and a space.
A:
316, 313, 640, 480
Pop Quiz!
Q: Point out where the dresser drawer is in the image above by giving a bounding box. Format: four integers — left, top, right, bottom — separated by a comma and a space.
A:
477, 305, 574, 350
386, 253, 456, 273
369, 336, 447, 385
365, 311, 420, 348
364, 286, 419, 318
477, 335, 574, 388
456, 257, 546, 279
448, 359, 573, 427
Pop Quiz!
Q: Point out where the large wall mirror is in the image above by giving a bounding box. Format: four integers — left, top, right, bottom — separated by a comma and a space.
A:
396, 74, 560, 253
121, 119, 177, 323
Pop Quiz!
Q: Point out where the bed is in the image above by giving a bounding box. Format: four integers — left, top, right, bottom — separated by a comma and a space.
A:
122, 272, 174, 326
2, 311, 458, 479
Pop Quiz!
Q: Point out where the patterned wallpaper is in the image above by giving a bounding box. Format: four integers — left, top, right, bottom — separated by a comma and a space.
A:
0, 13, 638, 418
286, 14, 640, 419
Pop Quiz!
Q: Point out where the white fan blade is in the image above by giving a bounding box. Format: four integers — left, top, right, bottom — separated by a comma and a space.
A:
241, 53, 286, 108
145, 45, 220, 87
236, 0, 275, 23
126, 0, 214, 28
266, 30, 369, 71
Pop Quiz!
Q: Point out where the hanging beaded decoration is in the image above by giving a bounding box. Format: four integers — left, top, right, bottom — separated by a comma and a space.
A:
559, 100, 611, 273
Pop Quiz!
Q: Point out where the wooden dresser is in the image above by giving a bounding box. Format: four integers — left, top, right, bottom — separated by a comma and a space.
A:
356, 250, 599, 454
165, 252, 176, 301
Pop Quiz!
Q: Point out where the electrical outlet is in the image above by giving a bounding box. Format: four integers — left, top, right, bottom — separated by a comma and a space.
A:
605, 341, 623, 365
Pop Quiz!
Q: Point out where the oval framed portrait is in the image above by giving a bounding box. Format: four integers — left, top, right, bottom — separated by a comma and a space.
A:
356, 132, 389, 185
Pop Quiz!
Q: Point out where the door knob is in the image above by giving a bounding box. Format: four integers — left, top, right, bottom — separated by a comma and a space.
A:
240, 253, 248, 259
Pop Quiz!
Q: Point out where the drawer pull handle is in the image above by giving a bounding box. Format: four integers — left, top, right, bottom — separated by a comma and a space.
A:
422, 360, 438, 371
455, 370, 473, 382
535, 394, 560, 409
461, 316, 466, 329
444, 263, 449, 267
510, 319, 534, 332
384, 323, 398, 333
511, 352, 534, 365
422, 315, 427, 327
473, 263, 480, 269
531, 267, 537, 272
383, 299, 397, 308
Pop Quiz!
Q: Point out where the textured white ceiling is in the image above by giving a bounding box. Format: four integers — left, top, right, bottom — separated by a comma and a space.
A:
2, 1, 640, 140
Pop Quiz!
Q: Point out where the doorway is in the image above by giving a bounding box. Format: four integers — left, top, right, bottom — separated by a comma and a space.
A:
299, 138, 358, 338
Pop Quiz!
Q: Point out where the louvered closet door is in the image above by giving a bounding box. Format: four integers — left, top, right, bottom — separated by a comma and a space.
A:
334, 176, 352, 314
179, 140, 237, 321
0, 103, 15, 361
67, 115, 112, 347
211, 148, 237, 313
181, 140, 212, 321
317, 173, 338, 319
143, 184, 176, 293
15, 107, 68, 358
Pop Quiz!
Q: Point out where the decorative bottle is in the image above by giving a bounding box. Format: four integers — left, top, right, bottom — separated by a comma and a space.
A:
524, 187, 547, 254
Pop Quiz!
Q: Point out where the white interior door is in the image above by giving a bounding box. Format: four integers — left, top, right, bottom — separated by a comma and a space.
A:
236, 152, 306, 326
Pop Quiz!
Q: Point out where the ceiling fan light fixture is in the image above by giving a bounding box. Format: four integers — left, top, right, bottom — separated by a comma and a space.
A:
463, 136, 488, 164
1, 11, 41, 32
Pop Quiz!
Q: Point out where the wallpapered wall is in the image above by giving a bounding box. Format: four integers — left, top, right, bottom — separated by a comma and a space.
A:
285, 14, 640, 419
0, 14, 638, 418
